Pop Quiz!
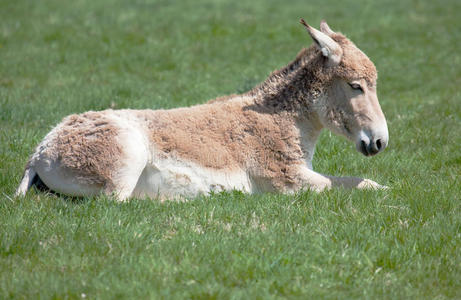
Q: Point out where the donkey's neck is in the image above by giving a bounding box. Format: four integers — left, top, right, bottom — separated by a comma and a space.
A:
244, 46, 326, 168
248, 47, 323, 116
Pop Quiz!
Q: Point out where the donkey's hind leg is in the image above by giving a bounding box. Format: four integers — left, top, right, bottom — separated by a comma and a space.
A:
105, 160, 147, 201
34, 126, 148, 201
33, 157, 147, 201
103, 127, 149, 201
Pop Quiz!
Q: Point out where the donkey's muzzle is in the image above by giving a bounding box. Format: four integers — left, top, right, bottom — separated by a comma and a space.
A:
358, 137, 387, 156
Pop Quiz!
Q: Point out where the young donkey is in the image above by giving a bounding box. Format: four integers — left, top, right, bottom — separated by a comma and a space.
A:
16, 20, 389, 201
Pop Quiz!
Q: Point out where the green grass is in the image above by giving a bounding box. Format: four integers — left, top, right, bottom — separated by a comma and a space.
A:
1, 0, 460, 298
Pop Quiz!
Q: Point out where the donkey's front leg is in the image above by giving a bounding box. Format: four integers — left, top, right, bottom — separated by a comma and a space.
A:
297, 166, 387, 192
327, 175, 388, 190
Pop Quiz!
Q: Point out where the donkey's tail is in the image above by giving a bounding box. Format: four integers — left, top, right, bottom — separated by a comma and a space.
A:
15, 164, 38, 197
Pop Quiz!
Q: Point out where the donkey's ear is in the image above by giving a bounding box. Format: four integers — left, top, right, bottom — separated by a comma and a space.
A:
300, 19, 342, 66
320, 20, 335, 35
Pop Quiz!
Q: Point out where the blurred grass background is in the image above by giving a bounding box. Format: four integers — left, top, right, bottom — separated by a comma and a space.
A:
1, 0, 460, 298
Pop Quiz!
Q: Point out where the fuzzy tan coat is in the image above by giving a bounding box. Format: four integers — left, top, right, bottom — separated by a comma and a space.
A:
16, 20, 389, 200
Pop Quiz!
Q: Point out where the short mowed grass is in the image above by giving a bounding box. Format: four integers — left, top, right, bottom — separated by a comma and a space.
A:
1, 0, 460, 298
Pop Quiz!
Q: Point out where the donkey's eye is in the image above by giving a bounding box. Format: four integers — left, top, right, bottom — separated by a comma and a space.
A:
348, 82, 363, 92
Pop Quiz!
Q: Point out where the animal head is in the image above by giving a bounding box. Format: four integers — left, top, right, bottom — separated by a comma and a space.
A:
300, 19, 388, 156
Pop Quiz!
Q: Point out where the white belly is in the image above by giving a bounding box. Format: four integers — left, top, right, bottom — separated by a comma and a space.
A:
132, 155, 253, 199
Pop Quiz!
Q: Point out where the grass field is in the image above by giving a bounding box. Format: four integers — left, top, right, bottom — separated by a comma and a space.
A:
1, 0, 460, 298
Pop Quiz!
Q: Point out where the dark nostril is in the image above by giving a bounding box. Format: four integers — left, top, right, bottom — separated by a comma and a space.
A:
360, 137, 386, 157
368, 139, 380, 155
376, 139, 382, 151
360, 140, 369, 156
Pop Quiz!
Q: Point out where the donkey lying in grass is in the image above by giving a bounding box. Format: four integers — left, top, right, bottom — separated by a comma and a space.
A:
16, 20, 388, 201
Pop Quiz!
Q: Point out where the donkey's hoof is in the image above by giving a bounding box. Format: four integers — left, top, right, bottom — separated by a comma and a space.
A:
358, 179, 388, 190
